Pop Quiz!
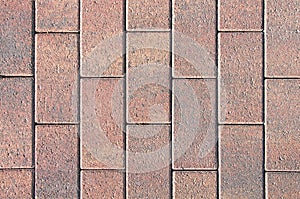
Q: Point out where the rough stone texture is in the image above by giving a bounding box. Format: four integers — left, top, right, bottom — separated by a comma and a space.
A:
0, 78, 32, 168
127, 125, 170, 198
36, 0, 79, 32
266, 80, 300, 170
81, 78, 124, 169
81, 170, 124, 199
267, 172, 300, 198
266, 0, 300, 77
81, 0, 124, 77
219, 0, 262, 30
35, 125, 78, 198
0, 170, 33, 198
127, 33, 170, 123
0, 0, 32, 75
174, 171, 217, 198
174, 0, 216, 77
36, 34, 78, 123
128, 0, 170, 30
221, 125, 263, 198
173, 79, 217, 169
220, 33, 263, 123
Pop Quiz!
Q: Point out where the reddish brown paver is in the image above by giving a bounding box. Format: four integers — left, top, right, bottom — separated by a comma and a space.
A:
127, 32, 170, 123
0, 78, 32, 168
127, 0, 170, 30
36, 34, 78, 123
219, 0, 262, 30
266, 0, 300, 77
174, 0, 216, 77
35, 125, 78, 198
266, 80, 300, 171
267, 172, 300, 198
220, 33, 263, 123
81, 78, 124, 169
36, 0, 79, 32
127, 125, 170, 198
81, 0, 124, 77
173, 79, 217, 169
221, 125, 263, 198
174, 171, 217, 199
0, 170, 33, 198
81, 170, 124, 199
0, 0, 32, 75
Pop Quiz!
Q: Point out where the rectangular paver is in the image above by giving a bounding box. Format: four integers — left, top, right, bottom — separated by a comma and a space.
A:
0, 78, 32, 168
266, 0, 300, 77
35, 125, 78, 198
127, 125, 170, 198
127, 32, 170, 123
220, 125, 263, 198
219, 0, 262, 30
81, 78, 125, 169
0, 0, 32, 75
36, 0, 79, 32
127, 0, 170, 30
173, 79, 216, 169
174, 0, 216, 77
36, 34, 78, 123
81, 170, 124, 199
267, 172, 300, 198
0, 170, 33, 199
219, 33, 263, 123
266, 80, 300, 171
174, 171, 217, 198
81, 0, 124, 77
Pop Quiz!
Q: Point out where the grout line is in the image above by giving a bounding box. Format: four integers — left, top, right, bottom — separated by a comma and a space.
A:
35, 31, 80, 34
34, 122, 79, 125
218, 122, 264, 125
127, 29, 171, 33
265, 76, 300, 79
0, 75, 34, 78
170, 0, 175, 198
263, 0, 267, 198
81, 168, 126, 171
265, 170, 300, 173
80, 76, 125, 78
173, 76, 217, 79
0, 168, 34, 170
78, 0, 82, 198
172, 168, 218, 172
216, 0, 221, 197
124, 1, 128, 198
126, 122, 171, 126
33, 0, 37, 197
218, 29, 263, 33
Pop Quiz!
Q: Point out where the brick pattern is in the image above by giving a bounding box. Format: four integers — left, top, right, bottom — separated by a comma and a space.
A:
0, 0, 299, 198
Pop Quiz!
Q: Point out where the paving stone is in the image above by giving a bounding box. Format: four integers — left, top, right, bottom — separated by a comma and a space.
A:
267, 172, 300, 198
219, 0, 262, 30
128, 0, 170, 30
266, 79, 300, 170
173, 79, 217, 169
220, 33, 263, 123
36, 0, 79, 32
82, 170, 124, 199
35, 125, 78, 198
36, 34, 78, 123
0, 170, 33, 198
0, 78, 32, 168
174, 0, 216, 77
174, 171, 217, 199
0, 0, 32, 75
81, 0, 124, 77
81, 78, 125, 169
127, 125, 170, 198
127, 32, 170, 123
221, 125, 263, 198
266, 0, 300, 77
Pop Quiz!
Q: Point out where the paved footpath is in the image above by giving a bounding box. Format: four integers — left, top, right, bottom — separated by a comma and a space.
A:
0, 0, 299, 198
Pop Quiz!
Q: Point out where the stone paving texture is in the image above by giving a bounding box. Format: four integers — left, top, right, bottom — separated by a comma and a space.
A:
0, 0, 299, 198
